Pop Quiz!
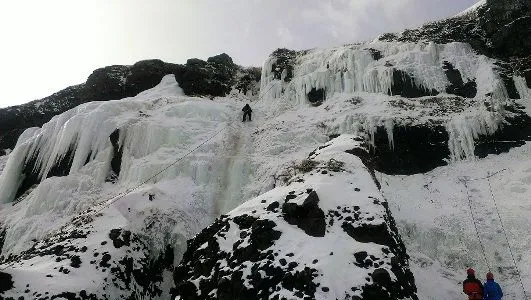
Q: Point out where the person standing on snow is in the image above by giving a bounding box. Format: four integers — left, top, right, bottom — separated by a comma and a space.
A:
242, 104, 252, 122
483, 272, 503, 300
463, 268, 484, 300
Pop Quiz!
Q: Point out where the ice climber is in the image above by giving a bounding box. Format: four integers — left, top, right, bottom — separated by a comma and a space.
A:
242, 103, 252, 122
463, 268, 484, 300
483, 272, 503, 300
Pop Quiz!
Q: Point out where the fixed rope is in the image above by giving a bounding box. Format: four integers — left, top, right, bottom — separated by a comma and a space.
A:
486, 171, 529, 300
0, 125, 227, 271
460, 176, 491, 271
2, 81, 279, 271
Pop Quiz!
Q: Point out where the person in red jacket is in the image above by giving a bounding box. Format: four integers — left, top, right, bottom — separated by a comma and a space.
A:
463, 268, 484, 299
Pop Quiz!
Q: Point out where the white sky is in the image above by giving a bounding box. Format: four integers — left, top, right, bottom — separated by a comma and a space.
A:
0, 0, 479, 108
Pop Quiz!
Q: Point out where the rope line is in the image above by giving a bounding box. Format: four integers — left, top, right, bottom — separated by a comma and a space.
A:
2, 80, 277, 271
486, 172, 529, 300
460, 177, 491, 271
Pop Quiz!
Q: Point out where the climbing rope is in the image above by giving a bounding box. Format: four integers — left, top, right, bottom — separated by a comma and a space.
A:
486, 171, 529, 300
0, 125, 228, 271
460, 176, 491, 271
1, 81, 280, 271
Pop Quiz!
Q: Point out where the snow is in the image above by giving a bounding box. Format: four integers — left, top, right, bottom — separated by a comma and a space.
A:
381, 142, 531, 299
454, 0, 487, 18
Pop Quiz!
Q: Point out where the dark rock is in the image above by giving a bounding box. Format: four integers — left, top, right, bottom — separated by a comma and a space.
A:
307, 88, 325, 106
282, 191, 326, 237
233, 215, 256, 229
371, 268, 392, 286
171, 213, 320, 300
342, 222, 394, 247
174, 53, 238, 97
390, 70, 438, 98
365, 124, 450, 175
524, 69, 531, 88
270, 48, 297, 82
0, 271, 14, 293
354, 251, 368, 263
443, 61, 477, 98
266, 201, 280, 212
107, 129, 123, 182
288, 261, 298, 270
366, 48, 383, 60
100, 253, 111, 268
475, 112, 531, 158
70, 255, 82, 268
108, 228, 131, 248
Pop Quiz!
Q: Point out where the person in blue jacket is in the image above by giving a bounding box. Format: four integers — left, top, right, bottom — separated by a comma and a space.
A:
483, 272, 503, 300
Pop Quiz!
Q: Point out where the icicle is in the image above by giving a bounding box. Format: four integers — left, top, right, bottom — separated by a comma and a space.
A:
384, 118, 395, 150
364, 116, 378, 150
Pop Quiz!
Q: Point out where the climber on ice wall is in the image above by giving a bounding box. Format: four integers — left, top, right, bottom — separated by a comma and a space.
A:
242, 104, 252, 122
463, 268, 484, 300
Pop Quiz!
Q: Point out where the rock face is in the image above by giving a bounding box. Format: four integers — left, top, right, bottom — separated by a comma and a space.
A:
172, 135, 418, 300
0, 55, 261, 154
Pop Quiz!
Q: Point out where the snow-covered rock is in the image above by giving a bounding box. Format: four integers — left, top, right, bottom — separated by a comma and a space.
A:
172, 135, 417, 300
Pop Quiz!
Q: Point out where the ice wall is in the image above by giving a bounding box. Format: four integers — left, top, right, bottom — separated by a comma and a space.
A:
0, 76, 231, 207
260, 41, 515, 161
0, 75, 258, 255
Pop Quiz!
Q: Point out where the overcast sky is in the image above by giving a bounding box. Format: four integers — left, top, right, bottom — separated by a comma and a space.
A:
0, 0, 479, 108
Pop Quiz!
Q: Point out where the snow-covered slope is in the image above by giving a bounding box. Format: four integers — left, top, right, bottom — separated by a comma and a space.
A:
380, 142, 531, 300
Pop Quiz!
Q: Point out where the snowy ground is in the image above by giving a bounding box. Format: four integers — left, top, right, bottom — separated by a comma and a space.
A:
380, 142, 531, 300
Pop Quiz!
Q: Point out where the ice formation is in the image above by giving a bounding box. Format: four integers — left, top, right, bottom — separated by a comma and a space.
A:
260, 41, 514, 161
0, 75, 258, 255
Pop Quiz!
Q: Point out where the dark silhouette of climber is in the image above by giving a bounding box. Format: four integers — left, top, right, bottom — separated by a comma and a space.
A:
242, 104, 252, 122
463, 268, 483, 300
